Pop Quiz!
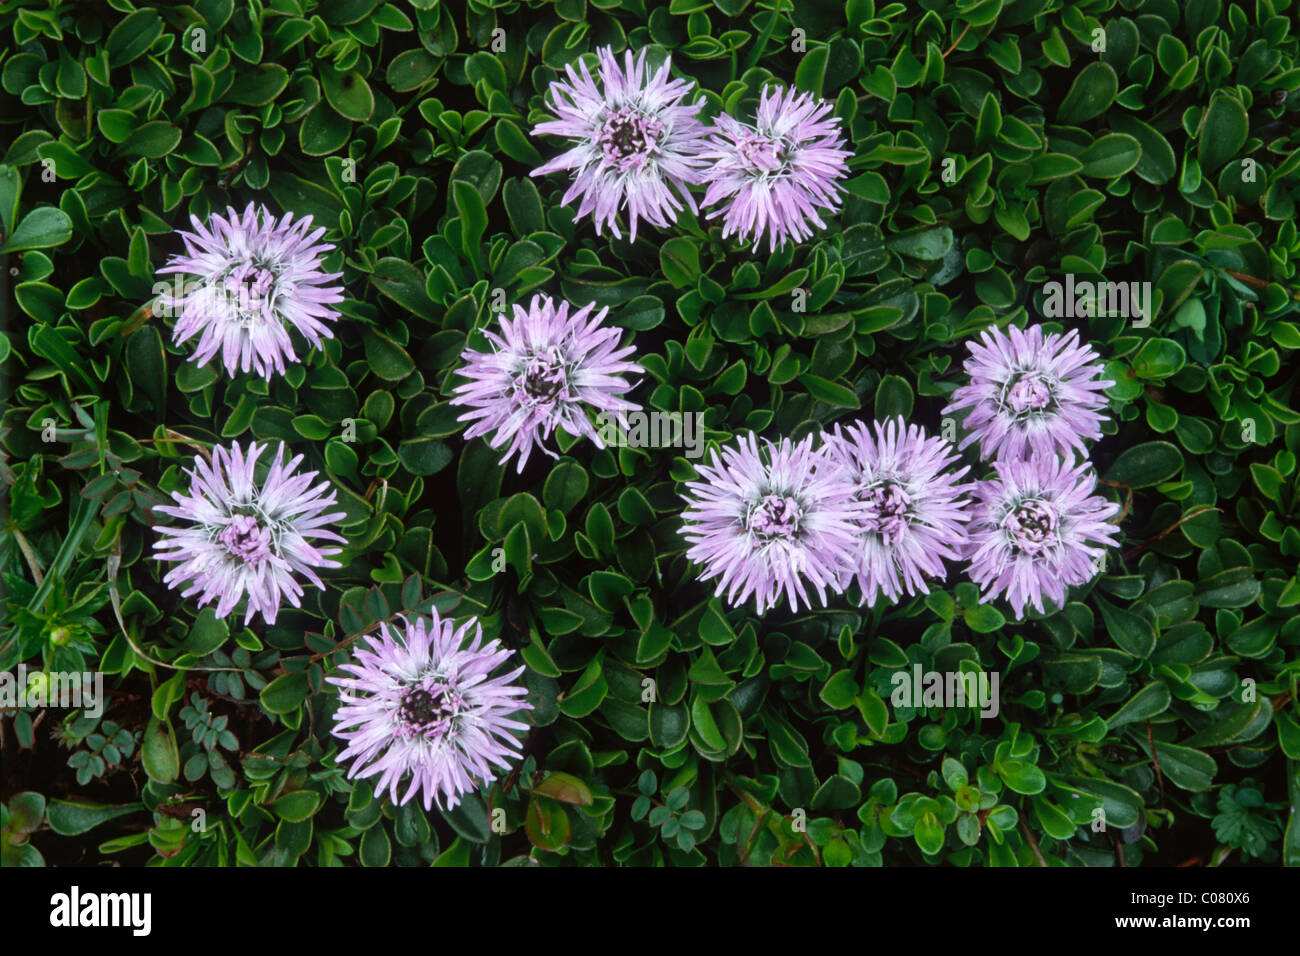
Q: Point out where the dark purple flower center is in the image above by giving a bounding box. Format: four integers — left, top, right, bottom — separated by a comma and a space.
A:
515, 347, 570, 404
599, 108, 663, 170
748, 493, 803, 540
1002, 498, 1059, 556
862, 480, 912, 544
397, 679, 465, 739
217, 513, 273, 563
1001, 372, 1055, 419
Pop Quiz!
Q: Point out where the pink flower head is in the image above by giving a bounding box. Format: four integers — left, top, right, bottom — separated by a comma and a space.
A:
965, 454, 1121, 619
680, 432, 864, 614
944, 323, 1113, 463
822, 418, 972, 606
531, 46, 710, 241
328, 611, 532, 811
152, 441, 346, 625
450, 294, 642, 473
699, 86, 851, 252
157, 203, 344, 379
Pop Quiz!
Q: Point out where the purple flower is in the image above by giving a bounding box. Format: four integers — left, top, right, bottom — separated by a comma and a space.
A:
965, 455, 1121, 619
152, 441, 346, 625
450, 294, 642, 473
944, 323, 1113, 463
822, 418, 972, 606
679, 432, 864, 614
328, 611, 532, 811
531, 46, 710, 241
699, 85, 852, 252
157, 203, 344, 379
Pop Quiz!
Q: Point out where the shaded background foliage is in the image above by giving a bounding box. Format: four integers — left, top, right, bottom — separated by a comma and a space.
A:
1, 0, 1299, 866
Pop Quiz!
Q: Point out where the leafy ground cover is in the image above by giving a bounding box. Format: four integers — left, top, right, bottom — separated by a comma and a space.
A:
1, 0, 1299, 867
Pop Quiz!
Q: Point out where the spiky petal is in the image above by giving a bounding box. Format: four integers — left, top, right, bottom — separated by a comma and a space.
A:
679, 432, 864, 614
157, 203, 344, 379
944, 323, 1114, 463
152, 441, 347, 625
450, 294, 642, 473
328, 612, 532, 811
822, 418, 972, 606
965, 454, 1121, 619
531, 46, 710, 242
699, 86, 851, 252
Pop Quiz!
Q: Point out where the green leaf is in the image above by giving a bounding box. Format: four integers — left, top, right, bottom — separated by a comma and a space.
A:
387, 49, 438, 92
1078, 134, 1141, 179
794, 43, 828, 98
362, 329, 415, 381
1276, 711, 1300, 759
819, 670, 858, 710
359, 823, 391, 866
0, 206, 72, 253
298, 103, 352, 156
227, 64, 290, 106
1132, 338, 1186, 379
1153, 742, 1216, 791
269, 790, 323, 822
123, 122, 182, 159
615, 295, 666, 331
1198, 93, 1249, 174
530, 771, 594, 806
964, 604, 1005, 634
697, 602, 736, 648
1195, 568, 1260, 608
449, 150, 502, 205
1063, 778, 1143, 829
452, 179, 487, 264
141, 717, 179, 784
495, 120, 542, 164
1029, 153, 1084, 184
660, 238, 701, 289
503, 178, 545, 235
1250, 464, 1284, 502
799, 373, 860, 408
1033, 797, 1077, 840
1107, 682, 1171, 729
942, 757, 968, 791
1104, 441, 1183, 488
873, 375, 913, 420
124, 325, 167, 411
1094, 596, 1157, 658
106, 10, 163, 67
1110, 115, 1177, 184
397, 436, 455, 477
7, 792, 45, 833
526, 795, 572, 851
558, 657, 607, 718
913, 811, 945, 854
886, 225, 953, 261
46, 800, 138, 836
431, 836, 471, 866
542, 459, 588, 513
649, 701, 690, 749
858, 689, 888, 737
1057, 62, 1117, 124
260, 673, 309, 714
440, 792, 494, 844
996, 759, 1045, 795
267, 172, 344, 230
369, 257, 436, 320
322, 67, 375, 122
